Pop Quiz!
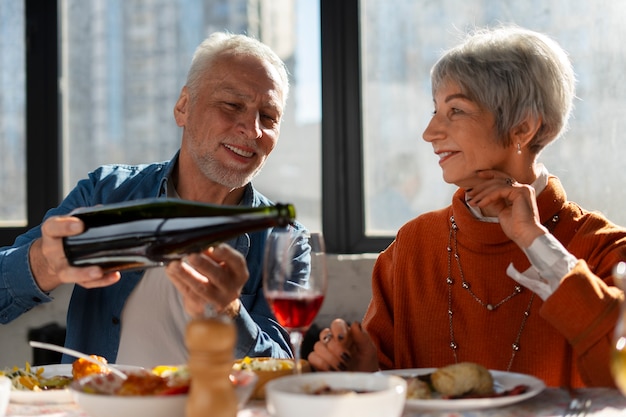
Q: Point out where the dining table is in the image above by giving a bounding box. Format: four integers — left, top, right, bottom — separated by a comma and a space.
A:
4, 387, 626, 417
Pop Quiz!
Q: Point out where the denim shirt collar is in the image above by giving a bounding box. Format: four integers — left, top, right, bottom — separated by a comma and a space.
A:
157, 151, 179, 198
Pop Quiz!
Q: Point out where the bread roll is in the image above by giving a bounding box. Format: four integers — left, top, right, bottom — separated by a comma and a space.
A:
431, 362, 494, 397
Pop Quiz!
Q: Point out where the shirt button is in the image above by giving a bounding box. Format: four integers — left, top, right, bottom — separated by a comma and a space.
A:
112, 317, 120, 325
32, 297, 42, 303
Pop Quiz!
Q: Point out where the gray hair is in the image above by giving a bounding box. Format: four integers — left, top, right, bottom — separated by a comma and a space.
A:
186, 32, 290, 106
430, 25, 576, 154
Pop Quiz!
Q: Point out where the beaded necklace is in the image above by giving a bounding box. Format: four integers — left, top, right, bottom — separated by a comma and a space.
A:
446, 215, 535, 371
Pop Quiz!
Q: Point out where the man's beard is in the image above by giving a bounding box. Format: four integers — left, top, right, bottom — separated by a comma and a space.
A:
192, 151, 264, 190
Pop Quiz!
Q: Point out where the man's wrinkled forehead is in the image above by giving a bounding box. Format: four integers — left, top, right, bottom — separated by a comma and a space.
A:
208, 52, 286, 104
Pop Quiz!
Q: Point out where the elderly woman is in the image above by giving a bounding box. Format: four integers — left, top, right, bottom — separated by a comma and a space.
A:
308, 25, 626, 388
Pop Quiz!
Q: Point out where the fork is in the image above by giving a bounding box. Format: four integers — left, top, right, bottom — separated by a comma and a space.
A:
562, 397, 592, 417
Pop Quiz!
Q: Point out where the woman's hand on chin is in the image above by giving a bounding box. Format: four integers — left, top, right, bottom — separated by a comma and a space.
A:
467, 170, 547, 247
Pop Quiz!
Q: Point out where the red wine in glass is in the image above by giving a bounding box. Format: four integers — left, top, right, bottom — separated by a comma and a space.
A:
263, 229, 328, 374
266, 292, 325, 331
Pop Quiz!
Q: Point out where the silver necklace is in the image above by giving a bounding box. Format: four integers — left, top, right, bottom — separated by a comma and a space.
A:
446, 215, 535, 371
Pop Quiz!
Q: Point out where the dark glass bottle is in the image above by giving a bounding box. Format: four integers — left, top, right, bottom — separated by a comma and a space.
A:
62, 198, 296, 273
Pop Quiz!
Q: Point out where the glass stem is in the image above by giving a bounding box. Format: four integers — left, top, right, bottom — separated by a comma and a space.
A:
290, 330, 304, 374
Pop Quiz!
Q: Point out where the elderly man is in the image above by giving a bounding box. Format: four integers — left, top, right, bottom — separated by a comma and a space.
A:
0, 32, 303, 367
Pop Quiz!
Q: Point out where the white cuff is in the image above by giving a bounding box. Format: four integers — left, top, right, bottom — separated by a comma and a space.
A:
506, 234, 578, 301
506, 263, 552, 301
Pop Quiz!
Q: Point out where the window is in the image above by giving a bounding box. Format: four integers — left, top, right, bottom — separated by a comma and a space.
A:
0, 0, 25, 227
323, 0, 626, 253
61, 0, 322, 233
0, 0, 60, 246
2, 0, 626, 257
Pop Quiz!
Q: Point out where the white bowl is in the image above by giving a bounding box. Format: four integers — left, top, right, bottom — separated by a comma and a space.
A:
72, 389, 187, 417
71, 368, 257, 417
0, 376, 10, 417
265, 372, 407, 417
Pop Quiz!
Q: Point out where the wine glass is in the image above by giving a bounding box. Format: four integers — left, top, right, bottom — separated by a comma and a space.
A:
611, 261, 626, 395
263, 227, 328, 374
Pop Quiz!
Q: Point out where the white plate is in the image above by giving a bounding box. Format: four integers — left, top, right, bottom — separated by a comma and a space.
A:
9, 364, 74, 404
380, 368, 545, 411
9, 364, 143, 405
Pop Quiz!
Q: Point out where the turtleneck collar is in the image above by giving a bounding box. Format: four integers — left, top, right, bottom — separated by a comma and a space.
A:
451, 167, 566, 247
464, 163, 550, 223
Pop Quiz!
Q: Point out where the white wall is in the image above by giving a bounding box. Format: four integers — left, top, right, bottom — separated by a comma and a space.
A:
0, 254, 377, 368
0, 285, 73, 369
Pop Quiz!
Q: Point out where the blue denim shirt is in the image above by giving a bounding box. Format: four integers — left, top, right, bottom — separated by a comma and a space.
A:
0, 152, 296, 363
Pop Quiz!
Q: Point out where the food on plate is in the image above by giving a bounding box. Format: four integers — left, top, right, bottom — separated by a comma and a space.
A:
74, 366, 190, 396
233, 356, 295, 372
233, 357, 310, 400
117, 370, 189, 396
150, 365, 190, 395
72, 355, 111, 380
1, 356, 113, 393
403, 362, 500, 399
309, 385, 374, 395
431, 362, 494, 397
406, 377, 432, 400
0, 362, 72, 391
0, 357, 187, 398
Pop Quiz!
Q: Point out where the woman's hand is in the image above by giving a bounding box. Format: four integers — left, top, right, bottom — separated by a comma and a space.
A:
166, 243, 247, 318
466, 170, 547, 248
307, 319, 379, 372
30, 216, 121, 292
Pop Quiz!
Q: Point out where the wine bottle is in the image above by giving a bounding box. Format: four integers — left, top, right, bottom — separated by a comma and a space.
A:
62, 198, 296, 273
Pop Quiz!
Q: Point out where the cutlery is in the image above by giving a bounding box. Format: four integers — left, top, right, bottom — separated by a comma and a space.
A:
29, 341, 127, 380
563, 397, 591, 417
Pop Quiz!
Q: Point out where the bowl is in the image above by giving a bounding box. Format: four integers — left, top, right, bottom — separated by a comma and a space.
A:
71, 370, 187, 417
0, 376, 9, 417
233, 357, 310, 400
265, 372, 407, 417
72, 389, 187, 417
71, 367, 257, 417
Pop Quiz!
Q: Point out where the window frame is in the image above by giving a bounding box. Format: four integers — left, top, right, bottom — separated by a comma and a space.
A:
320, 0, 392, 253
0, 0, 61, 246
1, 0, 393, 255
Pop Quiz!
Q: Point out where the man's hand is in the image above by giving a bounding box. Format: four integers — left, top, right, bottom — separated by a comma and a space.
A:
165, 243, 248, 318
30, 216, 122, 292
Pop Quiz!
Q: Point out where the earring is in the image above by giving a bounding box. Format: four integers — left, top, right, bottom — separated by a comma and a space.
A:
516, 143, 522, 155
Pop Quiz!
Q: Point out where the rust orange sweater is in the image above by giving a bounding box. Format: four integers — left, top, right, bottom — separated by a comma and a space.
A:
363, 176, 626, 388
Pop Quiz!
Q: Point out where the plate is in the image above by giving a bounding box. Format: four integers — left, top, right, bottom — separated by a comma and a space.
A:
9, 364, 143, 405
380, 368, 545, 411
9, 364, 74, 404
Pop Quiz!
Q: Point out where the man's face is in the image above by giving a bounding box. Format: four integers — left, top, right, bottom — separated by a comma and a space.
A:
175, 53, 285, 190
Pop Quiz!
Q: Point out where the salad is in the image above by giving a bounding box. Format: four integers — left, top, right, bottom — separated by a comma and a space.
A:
0, 362, 71, 391
233, 356, 294, 372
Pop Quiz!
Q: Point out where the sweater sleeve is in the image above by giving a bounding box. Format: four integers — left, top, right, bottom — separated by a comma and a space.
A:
362, 241, 398, 370
541, 259, 623, 386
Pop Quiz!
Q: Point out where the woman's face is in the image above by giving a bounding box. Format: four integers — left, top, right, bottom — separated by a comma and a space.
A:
422, 80, 515, 189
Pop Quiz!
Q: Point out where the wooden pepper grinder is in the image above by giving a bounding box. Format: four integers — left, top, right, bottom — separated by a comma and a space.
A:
185, 314, 237, 417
